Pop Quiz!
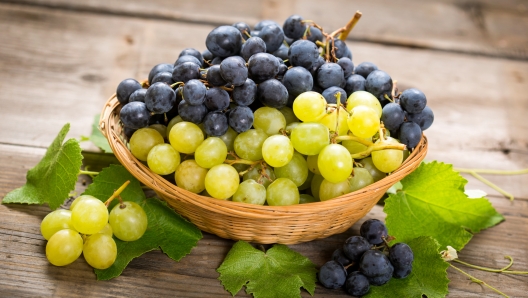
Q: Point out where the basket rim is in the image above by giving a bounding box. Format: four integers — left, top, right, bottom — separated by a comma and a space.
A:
100, 93, 428, 218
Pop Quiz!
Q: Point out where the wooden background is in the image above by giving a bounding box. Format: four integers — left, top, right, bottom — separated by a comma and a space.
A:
0, 0, 527, 297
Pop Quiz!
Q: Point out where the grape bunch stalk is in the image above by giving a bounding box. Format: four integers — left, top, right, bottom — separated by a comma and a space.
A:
40, 181, 148, 269
318, 219, 414, 296
113, 11, 435, 206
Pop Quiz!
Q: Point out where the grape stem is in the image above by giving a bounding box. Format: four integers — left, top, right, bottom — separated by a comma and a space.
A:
104, 180, 131, 207
170, 82, 184, 88
453, 256, 528, 274
339, 11, 362, 41
449, 263, 510, 298
79, 170, 99, 177
224, 152, 261, 166
350, 143, 406, 160
453, 167, 528, 201
335, 135, 374, 146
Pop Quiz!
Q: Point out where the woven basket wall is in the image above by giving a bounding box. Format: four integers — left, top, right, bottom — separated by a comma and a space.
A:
100, 94, 428, 244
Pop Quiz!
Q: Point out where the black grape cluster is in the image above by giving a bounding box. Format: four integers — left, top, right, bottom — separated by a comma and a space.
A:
318, 219, 414, 296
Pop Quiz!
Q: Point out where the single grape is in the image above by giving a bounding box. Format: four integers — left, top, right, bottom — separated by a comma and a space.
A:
343, 236, 373, 262
381, 102, 405, 131
278, 106, 299, 124
41, 209, 76, 240
345, 272, 370, 296
129, 127, 164, 161
97, 223, 113, 237
298, 171, 314, 191
206, 64, 227, 86
290, 122, 329, 156
147, 143, 181, 175
306, 26, 323, 43
169, 121, 204, 154
129, 88, 147, 103
172, 61, 200, 83
232, 78, 257, 106
241, 37, 267, 61
365, 70, 393, 105
299, 193, 319, 204
400, 88, 427, 113
203, 111, 229, 137
204, 87, 230, 112
330, 39, 352, 60
399, 121, 422, 149
274, 152, 309, 187
318, 106, 349, 136
71, 196, 108, 235
206, 25, 242, 58
253, 107, 286, 135
205, 164, 240, 200
266, 178, 299, 206
322, 86, 347, 104
318, 144, 353, 183
109, 201, 148, 241
306, 154, 320, 175
242, 163, 276, 188
148, 63, 173, 85
195, 137, 228, 169
256, 79, 288, 109
166, 115, 183, 138
145, 82, 176, 114
182, 79, 206, 106
220, 56, 248, 86
346, 90, 382, 118
218, 126, 238, 152
288, 40, 320, 69
360, 218, 389, 245
349, 167, 374, 192
175, 55, 202, 68
354, 62, 378, 79
337, 57, 354, 78
332, 248, 352, 266
178, 100, 208, 124
359, 157, 387, 182
371, 137, 404, 173
283, 14, 305, 39
151, 71, 174, 85
316, 62, 345, 89
310, 174, 324, 201
359, 250, 394, 285
83, 233, 117, 269
407, 106, 434, 130
262, 135, 294, 168
282, 67, 313, 98
174, 160, 208, 193
116, 78, 142, 105
120, 101, 151, 129
46, 229, 83, 266
389, 242, 414, 278
344, 74, 366, 95
318, 260, 347, 289
292, 91, 326, 122
247, 53, 279, 84
229, 106, 254, 133
258, 24, 284, 53
232, 179, 266, 205
234, 129, 268, 161
319, 179, 350, 201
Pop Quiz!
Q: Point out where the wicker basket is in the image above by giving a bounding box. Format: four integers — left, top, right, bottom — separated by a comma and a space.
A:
100, 94, 428, 244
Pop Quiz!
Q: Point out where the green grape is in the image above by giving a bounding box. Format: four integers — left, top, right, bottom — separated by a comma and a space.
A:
349, 167, 374, 192
290, 122, 329, 155
166, 115, 183, 138
218, 127, 238, 152
299, 194, 319, 204
46, 229, 83, 266
147, 143, 181, 175
319, 179, 351, 201
149, 124, 167, 140
83, 233, 117, 269
97, 223, 113, 237
292, 91, 327, 122
310, 174, 324, 201
266, 178, 299, 206
69, 195, 89, 210
205, 164, 240, 199
285, 121, 300, 134
232, 179, 266, 205
359, 157, 387, 182
274, 152, 309, 187
195, 137, 228, 169
253, 107, 286, 135
279, 106, 299, 124
242, 164, 275, 188
169, 121, 204, 154
129, 128, 165, 161
71, 196, 108, 235
262, 135, 294, 167
318, 144, 353, 183
318, 107, 349, 136
371, 137, 404, 173
174, 159, 208, 193
346, 91, 382, 118
306, 154, 321, 175
347, 106, 380, 138
342, 135, 371, 154
40, 209, 76, 240
298, 170, 314, 191
233, 129, 268, 161
109, 201, 148, 241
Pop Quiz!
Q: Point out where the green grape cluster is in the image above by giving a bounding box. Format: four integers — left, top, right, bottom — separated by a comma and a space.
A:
41, 194, 148, 269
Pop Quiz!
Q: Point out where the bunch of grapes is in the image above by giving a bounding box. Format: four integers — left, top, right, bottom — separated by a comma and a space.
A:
114, 13, 434, 205
318, 219, 414, 296
40, 194, 147, 269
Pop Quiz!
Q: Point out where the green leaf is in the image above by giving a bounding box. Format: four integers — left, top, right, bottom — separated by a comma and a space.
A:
82, 164, 202, 280
384, 161, 504, 251
365, 236, 449, 298
217, 241, 317, 298
2, 123, 83, 210
89, 114, 113, 153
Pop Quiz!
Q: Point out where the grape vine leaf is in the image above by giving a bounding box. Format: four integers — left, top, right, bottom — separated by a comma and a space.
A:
217, 241, 317, 298
82, 164, 202, 280
384, 161, 504, 251
365, 236, 449, 298
2, 123, 83, 210
89, 114, 113, 153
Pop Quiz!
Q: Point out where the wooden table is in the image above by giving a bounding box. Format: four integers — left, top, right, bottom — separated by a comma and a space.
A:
1, 1, 527, 297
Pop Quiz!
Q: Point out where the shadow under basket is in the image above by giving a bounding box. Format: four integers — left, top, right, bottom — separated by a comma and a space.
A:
100, 94, 428, 245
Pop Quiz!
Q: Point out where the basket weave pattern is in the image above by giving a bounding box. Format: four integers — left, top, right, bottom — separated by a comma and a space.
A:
100, 95, 428, 244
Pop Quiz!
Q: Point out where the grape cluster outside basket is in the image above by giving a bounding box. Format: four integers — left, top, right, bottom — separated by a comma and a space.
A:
100, 93, 428, 245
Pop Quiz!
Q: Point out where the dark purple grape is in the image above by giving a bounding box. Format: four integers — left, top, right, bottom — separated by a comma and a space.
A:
151, 71, 174, 85
330, 39, 352, 60
172, 61, 200, 83
316, 62, 345, 89
211, 56, 223, 65
254, 20, 279, 31
120, 101, 150, 129
240, 37, 266, 61
400, 88, 427, 114
203, 111, 229, 137
368, 270, 393, 286
282, 66, 313, 97
229, 106, 254, 133
116, 78, 142, 105
322, 86, 347, 104
288, 40, 320, 69
345, 272, 370, 296
360, 219, 388, 245
202, 49, 214, 62
204, 87, 230, 111
337, 57, 354, 78
277, 64, 288, 76
233, 22, 251, 38
123, 126, 137, 140
178, 100, 207, 124
220, 56, 248, 86
182, 79, 206, 106
272, 44, 289, 61
248, 53, 280, 83
148, 63, 173, 85
399, 121, 422, 149
232, 78, 257, 106
309, 55, 326, 77
178, 48, 203, 64
381, 102, 405, 131
257, 79, 288, 109
332, 248, 352, 266
306, 26, 323, 43
206, 65, 227, 87
344, 75, 366, 96
174, 55, 202, 67
407, 106, 434, 130
145, 82, 176, 114
365, 70, 393, 105
206, 25, 243, 58
389, 242, 414, 279
318, 260, 347, 289
129, 88, 147, 103
354, 62, 378, 79
283, 14, 306, 40
359, 250, 394, 286
343, 236, 373, 262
